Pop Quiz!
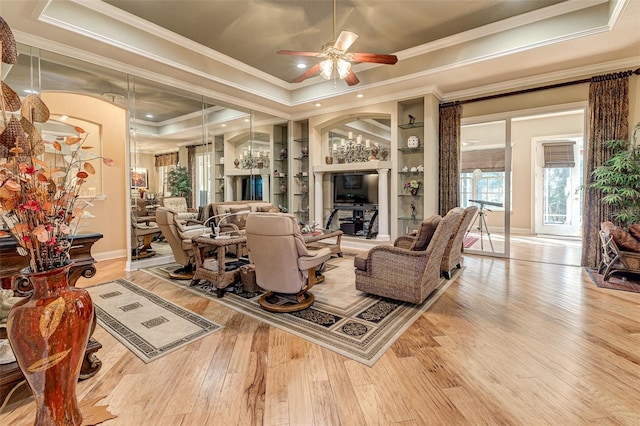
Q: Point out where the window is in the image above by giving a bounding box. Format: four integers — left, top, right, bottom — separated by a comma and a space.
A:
460, 171, 506, 208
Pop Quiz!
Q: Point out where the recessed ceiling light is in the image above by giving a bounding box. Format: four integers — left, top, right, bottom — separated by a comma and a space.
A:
315, 103, 322, 107
60, 115, 68, 121
244, 118, 250, 122
356, 94, 364, 98
297, 63, 307, 69
221, 124, 227, 127
145, 114, 154, 119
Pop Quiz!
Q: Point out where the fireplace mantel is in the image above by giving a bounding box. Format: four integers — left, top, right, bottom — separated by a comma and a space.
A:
313, 162, 391, 241
313, 160, 391, 173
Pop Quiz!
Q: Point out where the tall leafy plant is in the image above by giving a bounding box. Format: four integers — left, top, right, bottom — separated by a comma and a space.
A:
591, 124, 640, 228
166, 165, 191, 199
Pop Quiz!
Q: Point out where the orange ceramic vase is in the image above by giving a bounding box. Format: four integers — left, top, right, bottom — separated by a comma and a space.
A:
7, 264, 93, 426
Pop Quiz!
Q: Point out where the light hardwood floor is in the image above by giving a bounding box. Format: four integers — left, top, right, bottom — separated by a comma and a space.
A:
1, 248, 639, 425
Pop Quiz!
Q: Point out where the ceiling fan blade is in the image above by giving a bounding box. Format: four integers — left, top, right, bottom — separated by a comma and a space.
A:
351, 53, 398, 65
344, 70, 360, 86
333, 31, 359, 51
292, 63, 321, 83
277, 50, 320, 57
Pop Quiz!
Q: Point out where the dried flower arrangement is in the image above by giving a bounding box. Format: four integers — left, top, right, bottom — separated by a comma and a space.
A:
0, 85, 114, 272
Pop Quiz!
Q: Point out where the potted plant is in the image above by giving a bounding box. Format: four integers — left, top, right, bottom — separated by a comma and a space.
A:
590, 123, 640, 228
166, 165, 192, 200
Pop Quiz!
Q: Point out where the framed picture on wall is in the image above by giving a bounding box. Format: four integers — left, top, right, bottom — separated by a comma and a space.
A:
130, 167, 148, 189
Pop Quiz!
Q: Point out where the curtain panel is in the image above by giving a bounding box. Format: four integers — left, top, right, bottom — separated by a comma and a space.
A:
154, 152, 178, 169
581, 71, 632, 268
439, 103, 462, 216
187, 146, 196, 208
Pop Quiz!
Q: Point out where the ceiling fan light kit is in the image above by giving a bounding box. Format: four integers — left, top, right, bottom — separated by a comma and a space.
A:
277, 0, 397, 86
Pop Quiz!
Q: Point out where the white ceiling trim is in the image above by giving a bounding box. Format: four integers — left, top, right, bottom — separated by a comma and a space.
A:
395, 0, 608, 61
13, 30, 292, 120
442, 56, 640, 103
71, 0, 290, 89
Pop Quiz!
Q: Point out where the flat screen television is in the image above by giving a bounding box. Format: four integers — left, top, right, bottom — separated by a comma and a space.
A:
333, 173, 378, 205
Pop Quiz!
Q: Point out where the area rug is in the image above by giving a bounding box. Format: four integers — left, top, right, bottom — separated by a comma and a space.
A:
585, 268, 640, 293
142, 256, 461, 366
86, 279, 223, 363
463, 233, 480, 248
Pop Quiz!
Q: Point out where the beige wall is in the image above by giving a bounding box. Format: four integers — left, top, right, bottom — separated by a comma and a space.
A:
42, 92, 128, 259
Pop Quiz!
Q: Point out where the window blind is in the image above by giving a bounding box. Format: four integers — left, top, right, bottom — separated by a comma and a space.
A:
543, 142, 575, 168
460, 148, 505, 173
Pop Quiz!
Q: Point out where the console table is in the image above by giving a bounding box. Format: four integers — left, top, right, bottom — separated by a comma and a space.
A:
0, 233, 104, 409
325, 203, 378, 239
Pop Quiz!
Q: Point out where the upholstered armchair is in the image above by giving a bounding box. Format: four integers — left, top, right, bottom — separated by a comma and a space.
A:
245, 212, 331, 312
354, 208, 463, 304
155, 207, 206, 279
161, 197, 199, 223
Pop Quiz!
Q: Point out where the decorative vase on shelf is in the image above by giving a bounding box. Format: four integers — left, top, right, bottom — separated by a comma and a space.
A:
410, 188, 419, 196
280, 184, 287, 194
301, 146, 309, 157
7, 263, 94, 426
280, 147, 288, 159
325, 156, 333, 165
301, 183, 309, 194
407, 135, 420, 148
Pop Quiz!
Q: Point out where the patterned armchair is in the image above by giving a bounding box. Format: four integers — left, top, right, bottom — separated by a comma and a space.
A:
354, 208, 463, 304
161, 197, 199, 223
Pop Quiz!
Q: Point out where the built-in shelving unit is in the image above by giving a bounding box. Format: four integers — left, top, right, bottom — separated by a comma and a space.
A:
291, 120, 310, 222
397, 99, 425, 235
272, 123, 289, 212
213, 135, 225, 202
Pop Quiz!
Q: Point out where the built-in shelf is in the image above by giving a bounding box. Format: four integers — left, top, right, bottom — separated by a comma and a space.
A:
314, 161, 392, 173
398, 122, 424, 129
398, 147, 424, 153
398, 171, 424, 175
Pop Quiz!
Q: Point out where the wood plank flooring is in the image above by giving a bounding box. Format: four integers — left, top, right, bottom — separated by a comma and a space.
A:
1, 248, 639, 425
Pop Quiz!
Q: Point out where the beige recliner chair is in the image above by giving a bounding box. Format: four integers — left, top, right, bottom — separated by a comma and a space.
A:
245, 213, 331, 313
155, 207, 206, 279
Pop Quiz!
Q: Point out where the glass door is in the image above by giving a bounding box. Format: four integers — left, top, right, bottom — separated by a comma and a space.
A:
459, 120, 510, 257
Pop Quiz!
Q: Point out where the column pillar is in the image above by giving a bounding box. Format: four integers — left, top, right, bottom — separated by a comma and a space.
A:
224, 176, 234, 201
314, 171, 324, 226
376, 168, 390, 241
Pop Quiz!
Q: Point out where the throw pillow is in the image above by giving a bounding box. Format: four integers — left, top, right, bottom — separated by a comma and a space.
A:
258, 205, 279, 213
629, 223, 640, 242
602, 221, 640, 253
229, 207, 250, 230
409, 215, 441, 251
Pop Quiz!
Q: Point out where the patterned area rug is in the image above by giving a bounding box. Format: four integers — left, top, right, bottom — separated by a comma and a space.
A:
585, 268, 640, 293
86, 279, 223, 363
142, 256, 461, 366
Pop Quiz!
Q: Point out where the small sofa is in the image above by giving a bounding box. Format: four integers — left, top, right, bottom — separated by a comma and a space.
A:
206, 201, 280, 235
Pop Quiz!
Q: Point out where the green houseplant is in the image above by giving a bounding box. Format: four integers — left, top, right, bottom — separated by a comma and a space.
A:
166, 165, 192, 199
590, 124, 640, 228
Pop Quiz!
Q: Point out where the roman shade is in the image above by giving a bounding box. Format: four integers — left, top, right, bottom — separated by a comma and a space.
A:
460, 148, 505, 173
543, 142, 575, 168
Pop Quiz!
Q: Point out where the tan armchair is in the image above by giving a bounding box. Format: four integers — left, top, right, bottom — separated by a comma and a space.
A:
161, 197, 199, 223
245, 213, 331, 312
155, 207, 206, 279
354, 208, 463, 304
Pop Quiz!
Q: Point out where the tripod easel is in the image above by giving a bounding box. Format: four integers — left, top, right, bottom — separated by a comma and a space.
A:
466, 200, 495, 252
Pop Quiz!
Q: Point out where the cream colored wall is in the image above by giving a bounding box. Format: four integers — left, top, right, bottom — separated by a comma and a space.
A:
42, 92, 127, 259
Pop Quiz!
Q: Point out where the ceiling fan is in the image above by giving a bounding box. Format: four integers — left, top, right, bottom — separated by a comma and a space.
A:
277, 0, 398, 86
